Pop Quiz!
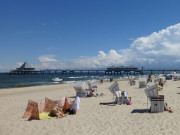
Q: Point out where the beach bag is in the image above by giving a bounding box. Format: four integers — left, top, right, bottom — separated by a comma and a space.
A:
126, 101, 132, 105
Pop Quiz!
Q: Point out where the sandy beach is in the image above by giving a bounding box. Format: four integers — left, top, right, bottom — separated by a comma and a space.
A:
0, 79, 180, 135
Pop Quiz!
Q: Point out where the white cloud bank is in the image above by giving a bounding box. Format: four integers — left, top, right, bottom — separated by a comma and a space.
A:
123, 23, 180, 67
38, 23, 180, 69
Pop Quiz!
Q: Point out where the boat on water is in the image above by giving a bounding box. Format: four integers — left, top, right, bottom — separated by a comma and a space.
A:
52, 78, 63, 82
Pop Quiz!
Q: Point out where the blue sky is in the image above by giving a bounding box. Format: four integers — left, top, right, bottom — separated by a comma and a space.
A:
1, 0, 180, 72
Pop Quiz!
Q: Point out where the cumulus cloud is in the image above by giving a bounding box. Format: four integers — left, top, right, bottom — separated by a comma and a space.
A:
37, 23, 180, 69
124, 23, 180, 67
38, 55, 57, 63
37, 55, 64, 69
67, 50, 123, 68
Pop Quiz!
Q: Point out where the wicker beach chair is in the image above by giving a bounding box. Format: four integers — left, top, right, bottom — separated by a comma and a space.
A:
144, 83, 164, 113
139, 77, 147, 88
73, 81, 89, 97
108, 81, 128, 104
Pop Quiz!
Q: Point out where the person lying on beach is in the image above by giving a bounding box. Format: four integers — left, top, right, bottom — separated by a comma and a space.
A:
87, 90, 96, 97
65, 96, 80, 115
164, 103, 173, 113
49, 104, 66, 118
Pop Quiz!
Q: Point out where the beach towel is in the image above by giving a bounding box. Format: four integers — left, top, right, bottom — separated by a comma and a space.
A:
43, 97, 59, 112
43, 97, 67, 112
124, 91, 128, 99
39, 113, 55, 120
62, 97, 74, 112
71, 96, 80, 111
23, 100, 40, 120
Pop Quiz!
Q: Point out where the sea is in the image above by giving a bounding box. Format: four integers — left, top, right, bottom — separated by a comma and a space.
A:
0, 70, 178, 89
0, 72, 134, 89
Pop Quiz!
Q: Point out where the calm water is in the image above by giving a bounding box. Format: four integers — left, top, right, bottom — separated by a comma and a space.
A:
0, 73, 129, 89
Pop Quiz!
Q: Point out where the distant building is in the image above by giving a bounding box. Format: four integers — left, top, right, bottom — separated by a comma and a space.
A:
10, 61, 35, 73
107, 65, 138, 71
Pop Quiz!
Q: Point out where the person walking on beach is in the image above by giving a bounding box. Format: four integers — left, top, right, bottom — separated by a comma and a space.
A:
100, 78, 103, 84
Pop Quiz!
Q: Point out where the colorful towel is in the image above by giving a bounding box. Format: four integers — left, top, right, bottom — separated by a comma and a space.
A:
39, 113, 55, 120
23, 100, 40, 120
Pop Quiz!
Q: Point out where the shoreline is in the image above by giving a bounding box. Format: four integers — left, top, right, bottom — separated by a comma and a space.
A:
0, 77, 131, 90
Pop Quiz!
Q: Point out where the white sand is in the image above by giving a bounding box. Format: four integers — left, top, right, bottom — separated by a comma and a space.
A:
0, 79, 180, 135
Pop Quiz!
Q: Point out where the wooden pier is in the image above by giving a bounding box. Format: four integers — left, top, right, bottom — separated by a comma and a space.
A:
9, 62, 180, 75
10, 68, 180, 75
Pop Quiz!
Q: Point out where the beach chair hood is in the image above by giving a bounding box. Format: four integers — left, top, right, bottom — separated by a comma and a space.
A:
73, 81, 87, 94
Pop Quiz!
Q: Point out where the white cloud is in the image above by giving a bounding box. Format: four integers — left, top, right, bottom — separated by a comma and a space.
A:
37, 23, 180, 69
38, 55, 57, 63
175, 59, 180, 63
37, 55, 64, 69
125, 23, 180, 67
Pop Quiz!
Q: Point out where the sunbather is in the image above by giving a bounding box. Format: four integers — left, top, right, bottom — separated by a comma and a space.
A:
49, 104, 65, 118
164, 103, 173, 113
87, 90, 96, 97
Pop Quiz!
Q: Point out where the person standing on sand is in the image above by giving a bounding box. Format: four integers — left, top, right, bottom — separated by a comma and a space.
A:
100, 78, 103, 84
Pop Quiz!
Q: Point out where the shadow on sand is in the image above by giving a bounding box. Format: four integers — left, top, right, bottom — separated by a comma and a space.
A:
99, 102, 116, 106
68, 96, 76, 98
131, 109, 150, 113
